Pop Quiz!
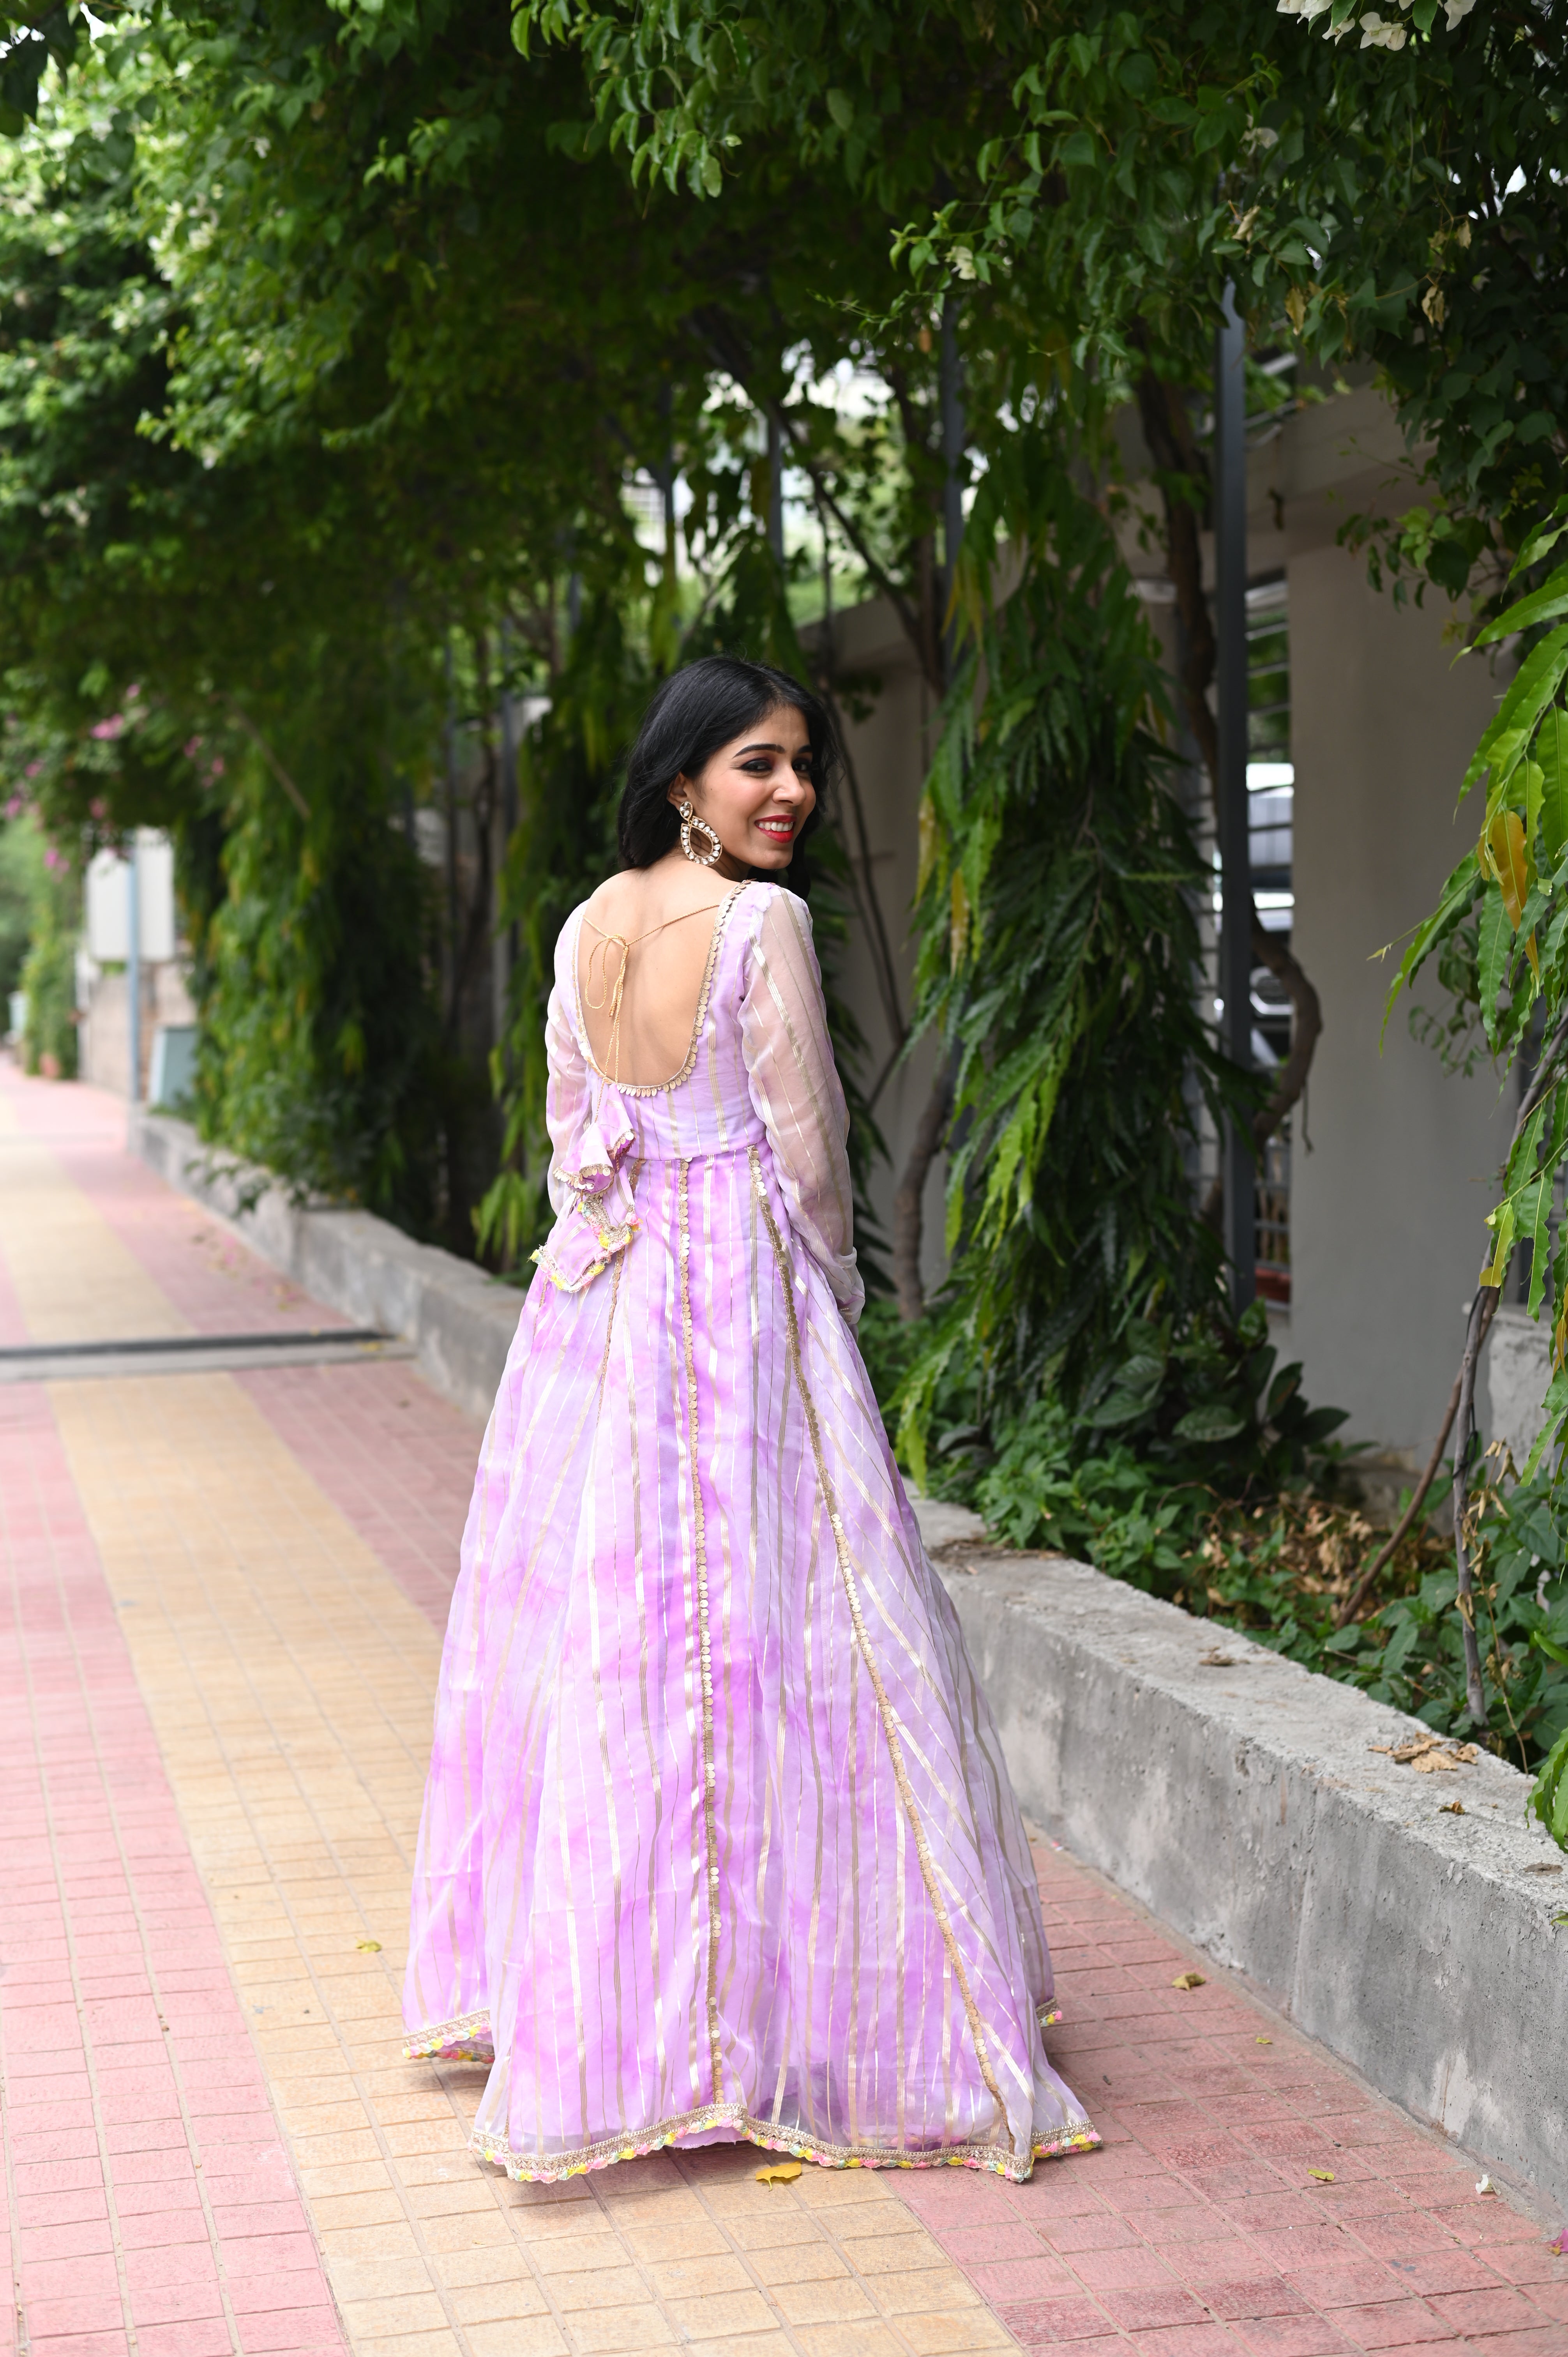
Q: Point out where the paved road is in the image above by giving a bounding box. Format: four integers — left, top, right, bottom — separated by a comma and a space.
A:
1, 1061, 1563, 2357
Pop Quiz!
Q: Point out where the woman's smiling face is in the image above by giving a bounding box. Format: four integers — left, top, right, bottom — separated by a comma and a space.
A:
670, 702, 816, 875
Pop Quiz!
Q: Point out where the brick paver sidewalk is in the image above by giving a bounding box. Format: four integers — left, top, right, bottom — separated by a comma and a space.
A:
2, 1063, 1564, 2357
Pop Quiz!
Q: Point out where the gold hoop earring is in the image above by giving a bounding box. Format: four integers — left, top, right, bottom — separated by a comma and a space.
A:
678, 798, 722, 868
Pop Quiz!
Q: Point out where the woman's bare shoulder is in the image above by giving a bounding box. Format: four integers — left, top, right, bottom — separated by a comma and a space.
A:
581, 862, 736, 937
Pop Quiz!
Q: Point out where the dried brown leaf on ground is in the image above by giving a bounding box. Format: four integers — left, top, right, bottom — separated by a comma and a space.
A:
1172, 1971, 1206, 1990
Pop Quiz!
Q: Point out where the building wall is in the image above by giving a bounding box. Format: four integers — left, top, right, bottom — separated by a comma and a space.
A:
79, 963, 196, 1101
1287, 542, 1509, 1463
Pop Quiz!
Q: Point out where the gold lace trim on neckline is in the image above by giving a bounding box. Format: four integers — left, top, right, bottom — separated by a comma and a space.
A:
572, 883, 745, 1093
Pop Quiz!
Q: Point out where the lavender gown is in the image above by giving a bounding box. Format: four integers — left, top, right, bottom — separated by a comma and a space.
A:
404, 880, 1097, 2182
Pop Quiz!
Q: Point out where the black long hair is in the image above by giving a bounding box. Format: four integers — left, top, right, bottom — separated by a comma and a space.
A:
616, 655, 838, 894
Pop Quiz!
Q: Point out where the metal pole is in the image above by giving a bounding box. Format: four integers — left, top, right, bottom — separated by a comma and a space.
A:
766, 414, 784, 565
939, 291, 967, 685
1214, 281, 1255, 1314
126, 831, 141, 1108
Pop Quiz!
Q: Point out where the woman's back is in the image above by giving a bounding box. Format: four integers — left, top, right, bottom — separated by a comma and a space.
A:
577, 869, 734, 1088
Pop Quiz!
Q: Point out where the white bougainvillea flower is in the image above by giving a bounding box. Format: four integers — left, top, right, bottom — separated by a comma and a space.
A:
1444, 0, 1479, 23
1359, 8, 1408, 43
1242, 124, 1280, 153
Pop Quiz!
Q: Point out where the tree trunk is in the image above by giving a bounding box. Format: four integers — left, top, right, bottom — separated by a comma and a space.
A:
1134, 369, 1323, 1199
893, 1057, 955, 1322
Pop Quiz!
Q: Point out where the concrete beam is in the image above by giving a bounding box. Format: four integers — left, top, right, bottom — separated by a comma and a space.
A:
131, 1109, 517, 1423
931, 1543, 1568, 2213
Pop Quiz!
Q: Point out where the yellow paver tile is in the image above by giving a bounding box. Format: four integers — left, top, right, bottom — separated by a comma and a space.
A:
523, 2237, 637, 2278
645, 2256, 752, 2299
560, 2307, 676, 2355
892, 2315, 1014, 2356
662, 2293, 778, 2339
337, 2295, 452, 2340
325, 2260, 438, 2305
872, 2269, 983, 2318
419, 2210, 516, 2255
829, 2203, 929, 2242
349, 2333, 464, 2357
745, 2244, 849, 2290
447, 2279, 553, 2326
300, 2162, 401, 2200
618, 2221, 731, 2263
464, 2323, 570, 2357
542, 2269, 650, 2315
318, 2223, 425, 2262
769, 2282, 878, 2327
848, 2232, 946, 2276
790, 2330, 908, 2357
311, 2191, 411, 2231
722, 2209, 828, 2255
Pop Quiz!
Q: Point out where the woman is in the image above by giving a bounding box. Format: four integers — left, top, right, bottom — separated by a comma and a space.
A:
404, 655, 1096, 2183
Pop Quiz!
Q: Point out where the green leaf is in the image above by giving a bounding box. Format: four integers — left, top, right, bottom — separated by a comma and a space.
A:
1539, 707, 1568, 868
1476, 888, 1513, 1042
1474, 563, 1568, 648
1461, 627, 1568, 800
1523, 1365, 1568, 1478
1172, 1403, 1247, 1443
825, 87, 854, 130
1529, 1722, 1568, 1850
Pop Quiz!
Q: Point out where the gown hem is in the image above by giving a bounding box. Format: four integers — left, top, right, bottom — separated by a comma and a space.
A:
464, 2099, 1100, 2184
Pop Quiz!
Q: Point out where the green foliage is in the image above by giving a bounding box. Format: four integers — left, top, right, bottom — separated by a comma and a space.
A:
893, 450, 1251, 1480
17, 831, 79, 1076
0, 808, 48, 1002
180, 719, 450, 1228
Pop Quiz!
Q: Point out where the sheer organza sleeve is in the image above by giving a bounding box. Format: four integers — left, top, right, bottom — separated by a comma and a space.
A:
740, 889, 864, 1325
544, 926, 593, 1221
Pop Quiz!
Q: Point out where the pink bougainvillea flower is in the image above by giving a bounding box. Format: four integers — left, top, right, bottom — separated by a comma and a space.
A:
90, 713, 126, 741
25, 761, 42, 778
209, 756, 226, 778
125, 683, 141, 700
184, 737, 203, 759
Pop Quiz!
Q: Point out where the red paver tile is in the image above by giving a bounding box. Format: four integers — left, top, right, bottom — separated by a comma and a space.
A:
968, 2257, 1082, 2301
1096, 2286, 1210, 2328
1321, 2299, 1453, 2348
996, 2306, 1119, 2348
1422, 2287, 1554, 2334
0, 1292, 347, 2357
1200, 2282, 1312, 2321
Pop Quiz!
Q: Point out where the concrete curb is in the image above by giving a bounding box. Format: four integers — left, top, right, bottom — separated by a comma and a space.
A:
930, 1544, 1568, 2215
131, 1109, 519, 1422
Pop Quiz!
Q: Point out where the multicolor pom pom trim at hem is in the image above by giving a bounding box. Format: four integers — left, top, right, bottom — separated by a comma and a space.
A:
403, 2007, 1098, 2182
404, 2007, 493, 2065
465, 2100, 1099, 2184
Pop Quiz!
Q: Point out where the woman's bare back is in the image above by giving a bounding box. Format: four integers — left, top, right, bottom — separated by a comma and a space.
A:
576, 861, 737, 1087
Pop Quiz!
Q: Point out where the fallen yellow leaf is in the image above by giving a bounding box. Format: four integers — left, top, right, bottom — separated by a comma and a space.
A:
1255, 2036, 1273, 2045
1308, 2168, 1336, 2183
1171, 1972, 1206, 1991
1412, 1752, 1460, 1774
356, 1938, 383, 1952
1439, 1800, 1466, 1816
755, 2161, 802, 2186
